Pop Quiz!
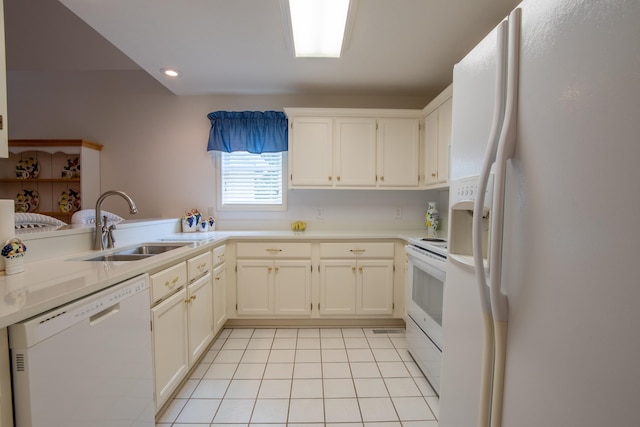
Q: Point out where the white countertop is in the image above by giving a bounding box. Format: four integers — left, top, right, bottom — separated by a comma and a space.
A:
0, 228, 431, 329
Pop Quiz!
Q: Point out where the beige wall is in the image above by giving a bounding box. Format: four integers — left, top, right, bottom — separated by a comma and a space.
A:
7, 69, 447, 229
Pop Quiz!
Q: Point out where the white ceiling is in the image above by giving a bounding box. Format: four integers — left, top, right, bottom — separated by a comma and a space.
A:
6, 0, 521, 99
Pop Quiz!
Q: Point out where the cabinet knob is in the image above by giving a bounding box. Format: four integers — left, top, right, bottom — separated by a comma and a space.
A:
274, 267, 280, 272
380, 176, 384, 181
337, 176, 341, 181
352, 267, 356, 272
431, 173, 437, 177
328, 176, 333, 181
191, 295, 197, 301
268, 267, 273, 272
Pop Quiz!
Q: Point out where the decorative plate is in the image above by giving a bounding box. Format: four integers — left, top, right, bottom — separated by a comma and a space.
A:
58, 189, 81, 213
15, 157, 40, 179
62, 157, 80, 178
15, 189, 40, 213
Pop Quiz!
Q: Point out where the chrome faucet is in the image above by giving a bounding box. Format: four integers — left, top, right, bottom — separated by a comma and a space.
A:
94, 190, 138, 250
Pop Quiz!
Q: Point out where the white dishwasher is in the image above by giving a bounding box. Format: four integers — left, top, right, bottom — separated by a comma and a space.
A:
9, 274, 155, 427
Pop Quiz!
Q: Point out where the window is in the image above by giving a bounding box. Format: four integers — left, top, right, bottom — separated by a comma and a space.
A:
218, 151, 286, 211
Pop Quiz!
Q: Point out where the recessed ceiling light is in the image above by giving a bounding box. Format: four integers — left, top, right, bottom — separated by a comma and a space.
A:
161, 68, 182, 77
285, 0, 354, 58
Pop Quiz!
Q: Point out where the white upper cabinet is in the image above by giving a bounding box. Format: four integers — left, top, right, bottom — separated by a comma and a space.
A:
377, 118, 420, 187
285, 108, 421, 190
288, 117, 333, 186
0, 1, 8, 159
334, 117, 377, 187
421, 85, 453, 188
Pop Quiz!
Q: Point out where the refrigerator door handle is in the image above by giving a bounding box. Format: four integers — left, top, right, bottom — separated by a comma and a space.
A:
473, 18, 509, 427
490, 7, 521, 324
488, 8, 521, 427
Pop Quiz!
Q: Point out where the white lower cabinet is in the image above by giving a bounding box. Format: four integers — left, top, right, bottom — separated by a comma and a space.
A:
356, 259, 395, 315
187, 272, 214, 364
236, 242, 312, 317
237, 260, 273, 315
319, 259, 394, 316
152, 287, 188, 409
212, 245, 227, 334
212, 263, 227, 334
319, 242, 395, 317
151, 251, 214, 412
319, 260, 357, 315
237, 259, 312, 316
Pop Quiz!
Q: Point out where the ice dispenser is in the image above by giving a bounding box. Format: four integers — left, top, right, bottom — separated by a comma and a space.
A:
448, 175, 494, 269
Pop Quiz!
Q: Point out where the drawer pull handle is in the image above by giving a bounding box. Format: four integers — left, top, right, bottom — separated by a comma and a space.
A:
266, 248, 283, 254
215, 276, 221, 281
165, 276, 179, 287
350, 249, 366, 254
191, 295, 197, 301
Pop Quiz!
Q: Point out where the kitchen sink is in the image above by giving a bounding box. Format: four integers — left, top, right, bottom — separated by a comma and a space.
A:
84, 253, 153, 262
115, 244, 187, 256
72, 243, 190, 262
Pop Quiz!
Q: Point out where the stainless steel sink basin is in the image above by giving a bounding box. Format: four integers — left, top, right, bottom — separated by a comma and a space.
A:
84, 253, 153, 262
73, 243, 190, 262
115, 244, 187, 256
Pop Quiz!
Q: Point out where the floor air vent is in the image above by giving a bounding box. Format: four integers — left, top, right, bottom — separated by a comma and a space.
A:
371, 329, 404, 335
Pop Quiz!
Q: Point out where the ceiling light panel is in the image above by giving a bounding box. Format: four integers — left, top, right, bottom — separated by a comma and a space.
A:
288, 0, 350, 58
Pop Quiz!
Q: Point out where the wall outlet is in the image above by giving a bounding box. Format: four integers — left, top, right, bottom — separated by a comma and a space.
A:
394, 207, 403, 220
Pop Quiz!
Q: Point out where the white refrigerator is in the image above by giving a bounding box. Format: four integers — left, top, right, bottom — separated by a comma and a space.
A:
441, 1, 640, 427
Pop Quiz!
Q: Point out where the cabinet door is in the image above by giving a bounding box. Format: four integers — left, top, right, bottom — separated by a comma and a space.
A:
274, 260, 312, 316
152, 288, 189, 409
424, 110, 439, 186
437, 97, 452, 185
357, 260, 394, 315
187, 273, 214, 365
289, 117, 333, 186
237, 260, 273, 315
334, 118, 377, 187
212, 264, 227, 334
319, 260, 356, 315
377, 118, 420, 187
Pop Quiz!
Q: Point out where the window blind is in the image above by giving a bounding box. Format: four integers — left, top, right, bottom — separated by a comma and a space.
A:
220, 151, 283, 205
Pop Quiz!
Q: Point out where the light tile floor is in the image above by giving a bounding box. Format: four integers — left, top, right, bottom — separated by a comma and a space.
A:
156, 327, 439, 427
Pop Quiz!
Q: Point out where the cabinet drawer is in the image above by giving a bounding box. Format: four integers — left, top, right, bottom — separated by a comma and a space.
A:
188, 252, 212, 281
213, 245, 226, 267
319, 242, 394, 258
150, 262, 188, 303
236, 242, 312, 258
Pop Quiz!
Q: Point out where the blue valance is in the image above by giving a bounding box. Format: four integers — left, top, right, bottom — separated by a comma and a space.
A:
207, 111, 288, 154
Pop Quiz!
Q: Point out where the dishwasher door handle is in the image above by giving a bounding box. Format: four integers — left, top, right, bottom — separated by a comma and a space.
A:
89, 303, 121, 326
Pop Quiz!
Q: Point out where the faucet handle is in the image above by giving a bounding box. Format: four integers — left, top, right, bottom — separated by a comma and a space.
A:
107, 224, 117, 248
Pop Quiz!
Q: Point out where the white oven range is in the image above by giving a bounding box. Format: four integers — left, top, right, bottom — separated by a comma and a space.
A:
405, 237, 447, 395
